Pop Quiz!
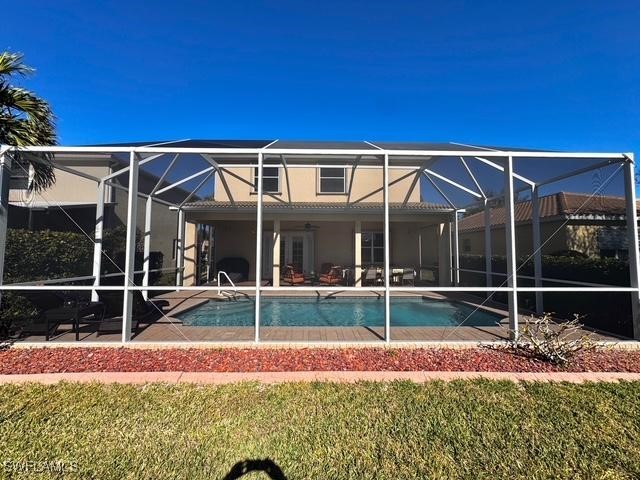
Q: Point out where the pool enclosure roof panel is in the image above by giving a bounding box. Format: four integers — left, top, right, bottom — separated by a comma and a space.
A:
87, 139, 275, 148
83, 139, 537, 152
74, 139, 565, 167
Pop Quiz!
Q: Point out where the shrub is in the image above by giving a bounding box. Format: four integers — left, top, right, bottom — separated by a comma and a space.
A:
3, 229, 93, 284
459, 254, 629, 286
0, 229, 94, 330
0, 227, 153, 333
510, 313, 597, 365
459, 254, 633, 337
100, 225, 144, 275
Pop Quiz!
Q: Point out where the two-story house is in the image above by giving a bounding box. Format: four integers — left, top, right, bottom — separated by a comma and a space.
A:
179, 142, 456, 287
8, 152, 195, 276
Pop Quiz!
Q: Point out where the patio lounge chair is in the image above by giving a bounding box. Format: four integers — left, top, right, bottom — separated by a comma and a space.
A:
420, 267, 436, 284
363, 266, 379, 286
282, 264, 305, 285
402, 268, 415, 286
96, 290, 167, 337
20, 291, 105, 341
319, 265, 344, 286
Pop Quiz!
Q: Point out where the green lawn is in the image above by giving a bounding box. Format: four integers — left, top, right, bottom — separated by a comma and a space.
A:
0, 381, 639, 479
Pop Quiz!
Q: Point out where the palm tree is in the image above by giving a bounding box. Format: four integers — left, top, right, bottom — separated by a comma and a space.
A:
0, 51, 56, 191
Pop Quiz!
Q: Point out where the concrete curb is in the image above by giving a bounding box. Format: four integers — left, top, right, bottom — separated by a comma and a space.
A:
1, 371, 640, 385
8, 341, 640, 349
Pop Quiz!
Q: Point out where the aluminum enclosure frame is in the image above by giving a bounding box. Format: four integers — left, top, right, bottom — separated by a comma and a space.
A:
0, 142, 637, 343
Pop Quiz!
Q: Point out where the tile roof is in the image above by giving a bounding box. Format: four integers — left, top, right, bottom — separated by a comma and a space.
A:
459, 192, 637, 232
182, 201, 452, 213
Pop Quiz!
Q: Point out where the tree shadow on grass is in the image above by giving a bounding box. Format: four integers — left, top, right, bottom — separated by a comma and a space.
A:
222, 458, 287, 480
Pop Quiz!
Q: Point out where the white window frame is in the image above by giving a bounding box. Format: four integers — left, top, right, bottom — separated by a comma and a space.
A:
252, 166, 281, 194
317, 167, 347, 194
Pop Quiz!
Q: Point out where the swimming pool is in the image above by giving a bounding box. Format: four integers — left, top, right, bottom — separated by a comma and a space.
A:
176, 296, 503, 328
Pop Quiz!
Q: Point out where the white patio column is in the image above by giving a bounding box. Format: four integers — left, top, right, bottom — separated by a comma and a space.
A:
0, 148, 12, 306
354, 220, 362, 287
254, 152, 264, 342
91, 180, 106, 302
383, 153, 391, 342
452, 211, 460, 286
448, 221, 453, 284
418, 230, 422, 278
531, 185, 544, 314
122, 151, 139, 343
437, 222, 451, 286
504, 155, 519, 340
142, 195, 152, 300
272, 218, 280, 288
176, 209, 185, 286
484, 198, 492, 294
623, 156, 640, 339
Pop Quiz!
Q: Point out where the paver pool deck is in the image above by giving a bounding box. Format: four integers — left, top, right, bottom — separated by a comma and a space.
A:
16, 290, 629, 344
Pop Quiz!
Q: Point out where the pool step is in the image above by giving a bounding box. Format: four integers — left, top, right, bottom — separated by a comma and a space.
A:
219, 290, 238, 301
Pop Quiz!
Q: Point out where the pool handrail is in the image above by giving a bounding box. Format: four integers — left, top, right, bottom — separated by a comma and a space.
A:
217, 271, 238, 298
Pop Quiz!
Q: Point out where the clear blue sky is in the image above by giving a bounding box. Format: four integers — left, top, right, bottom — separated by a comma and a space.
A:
4, 0, 638, 151
3, 1, 639, 203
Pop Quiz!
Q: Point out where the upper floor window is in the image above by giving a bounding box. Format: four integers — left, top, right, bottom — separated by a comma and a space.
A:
9, 161, 32, 190
318, 167, 346, 193
253, 167, 280, 193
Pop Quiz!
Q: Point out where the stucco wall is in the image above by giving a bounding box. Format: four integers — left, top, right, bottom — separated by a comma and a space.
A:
214, 167, 421, 203
111, 187, 179, 272
457, 221, 619, 258
314, 221, 354, 269
9, 162, 111, 204
211, 220, 258, 280
418, 225, 441, 266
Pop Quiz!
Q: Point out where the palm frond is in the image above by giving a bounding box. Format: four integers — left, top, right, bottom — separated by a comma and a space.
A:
0, 52, 33, 77
0, 51, 56, 192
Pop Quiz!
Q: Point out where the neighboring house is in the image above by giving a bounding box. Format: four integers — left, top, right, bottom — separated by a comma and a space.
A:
180, 141, 456, 286
458, 191, 639, 259
8, 153, 195, 274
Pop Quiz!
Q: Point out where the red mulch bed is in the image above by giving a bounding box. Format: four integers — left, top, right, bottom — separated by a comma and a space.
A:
0, 347, 639, 374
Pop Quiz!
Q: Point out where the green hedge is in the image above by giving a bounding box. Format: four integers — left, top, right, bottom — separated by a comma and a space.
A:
1, 229, 93, 328
459, 254, 629, 286
459, 254, 632, 337
3, 229, 94, 284
0, 227, 142, 328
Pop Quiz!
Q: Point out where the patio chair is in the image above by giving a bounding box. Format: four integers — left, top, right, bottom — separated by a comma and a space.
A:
320, 263, 333, 275
282, 264, 305, 285
402, 268, 415, 286
96, 290, 167, 337
20, 291, 105, 341
319, 265, 344, 286
420, 267, 436, 284
363, 266, 379, 286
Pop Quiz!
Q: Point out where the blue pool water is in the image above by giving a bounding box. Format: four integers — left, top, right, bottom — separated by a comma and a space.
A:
177, 297, 502, 327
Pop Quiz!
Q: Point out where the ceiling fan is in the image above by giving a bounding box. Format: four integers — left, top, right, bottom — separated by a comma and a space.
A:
301, 222, 320, 231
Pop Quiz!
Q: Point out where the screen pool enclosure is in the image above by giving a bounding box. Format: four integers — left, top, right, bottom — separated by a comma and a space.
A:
0, 140, 637, 343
